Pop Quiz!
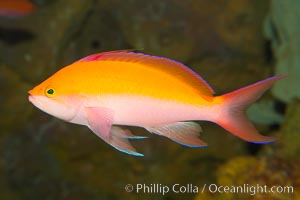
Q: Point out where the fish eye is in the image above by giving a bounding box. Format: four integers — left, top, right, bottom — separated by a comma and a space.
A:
45, 88, 55, 97
47, 89, 54, 95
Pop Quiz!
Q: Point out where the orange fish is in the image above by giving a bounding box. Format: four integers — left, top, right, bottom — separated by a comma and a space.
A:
0, 0, 35, 17
28, 50, 286, 156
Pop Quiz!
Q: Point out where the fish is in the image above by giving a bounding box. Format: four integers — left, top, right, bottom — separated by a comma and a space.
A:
0, 0, 36, 18
28, 50, 286, 156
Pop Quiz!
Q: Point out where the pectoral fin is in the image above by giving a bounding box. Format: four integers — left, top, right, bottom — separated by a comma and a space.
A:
146, 122, 207, 147
86, 106, 114, 141
86, 107, 143, 156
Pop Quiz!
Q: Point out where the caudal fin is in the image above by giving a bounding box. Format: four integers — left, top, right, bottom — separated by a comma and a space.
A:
214, 75, 287, 144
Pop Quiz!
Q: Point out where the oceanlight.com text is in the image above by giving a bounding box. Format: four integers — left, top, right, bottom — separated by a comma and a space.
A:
205, 183, 293, 196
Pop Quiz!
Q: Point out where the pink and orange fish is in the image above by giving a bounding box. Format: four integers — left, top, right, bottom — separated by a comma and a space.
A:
28, 50, 286, 156
0, 0, 35, 17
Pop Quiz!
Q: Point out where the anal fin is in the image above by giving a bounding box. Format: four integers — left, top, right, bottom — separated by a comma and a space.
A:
146, 122, 207, 148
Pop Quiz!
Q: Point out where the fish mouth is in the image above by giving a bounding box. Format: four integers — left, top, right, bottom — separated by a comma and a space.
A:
28, 94, 36, 103
28, 89, 35, 102
28, 94, 41, 109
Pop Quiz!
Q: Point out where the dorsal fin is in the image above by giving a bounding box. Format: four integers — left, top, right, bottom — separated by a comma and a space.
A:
75, 50, 215, 96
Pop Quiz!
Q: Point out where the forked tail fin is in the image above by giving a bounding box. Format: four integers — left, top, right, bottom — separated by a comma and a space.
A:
214, 75, 287, 143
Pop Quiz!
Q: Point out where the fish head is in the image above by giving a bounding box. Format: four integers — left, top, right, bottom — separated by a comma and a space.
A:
28, 79, 79, 122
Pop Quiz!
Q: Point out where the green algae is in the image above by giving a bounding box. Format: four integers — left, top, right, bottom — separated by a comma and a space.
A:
265, 0, 300, 103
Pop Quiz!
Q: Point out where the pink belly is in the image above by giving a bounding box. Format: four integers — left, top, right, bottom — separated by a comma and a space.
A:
90, 95, 211, 127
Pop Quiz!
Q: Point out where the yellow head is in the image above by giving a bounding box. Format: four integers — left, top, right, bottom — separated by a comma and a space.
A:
28, 72, 80, 122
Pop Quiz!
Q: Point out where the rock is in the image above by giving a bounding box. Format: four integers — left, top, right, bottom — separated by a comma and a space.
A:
278, 101, 300, 159
194, 155, 298, 200
0, 64, 32, 135
215, 156, 297, 200
215, 0, 269, 57
60, 3, 128, 65
115, 0, 197, 62
0, 0, 94, 83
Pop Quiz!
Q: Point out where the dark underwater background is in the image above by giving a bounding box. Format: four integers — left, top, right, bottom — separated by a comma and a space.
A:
0, 0, 299, 199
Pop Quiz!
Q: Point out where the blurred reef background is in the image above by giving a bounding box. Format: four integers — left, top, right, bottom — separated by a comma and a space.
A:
0, 0, 299, 199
